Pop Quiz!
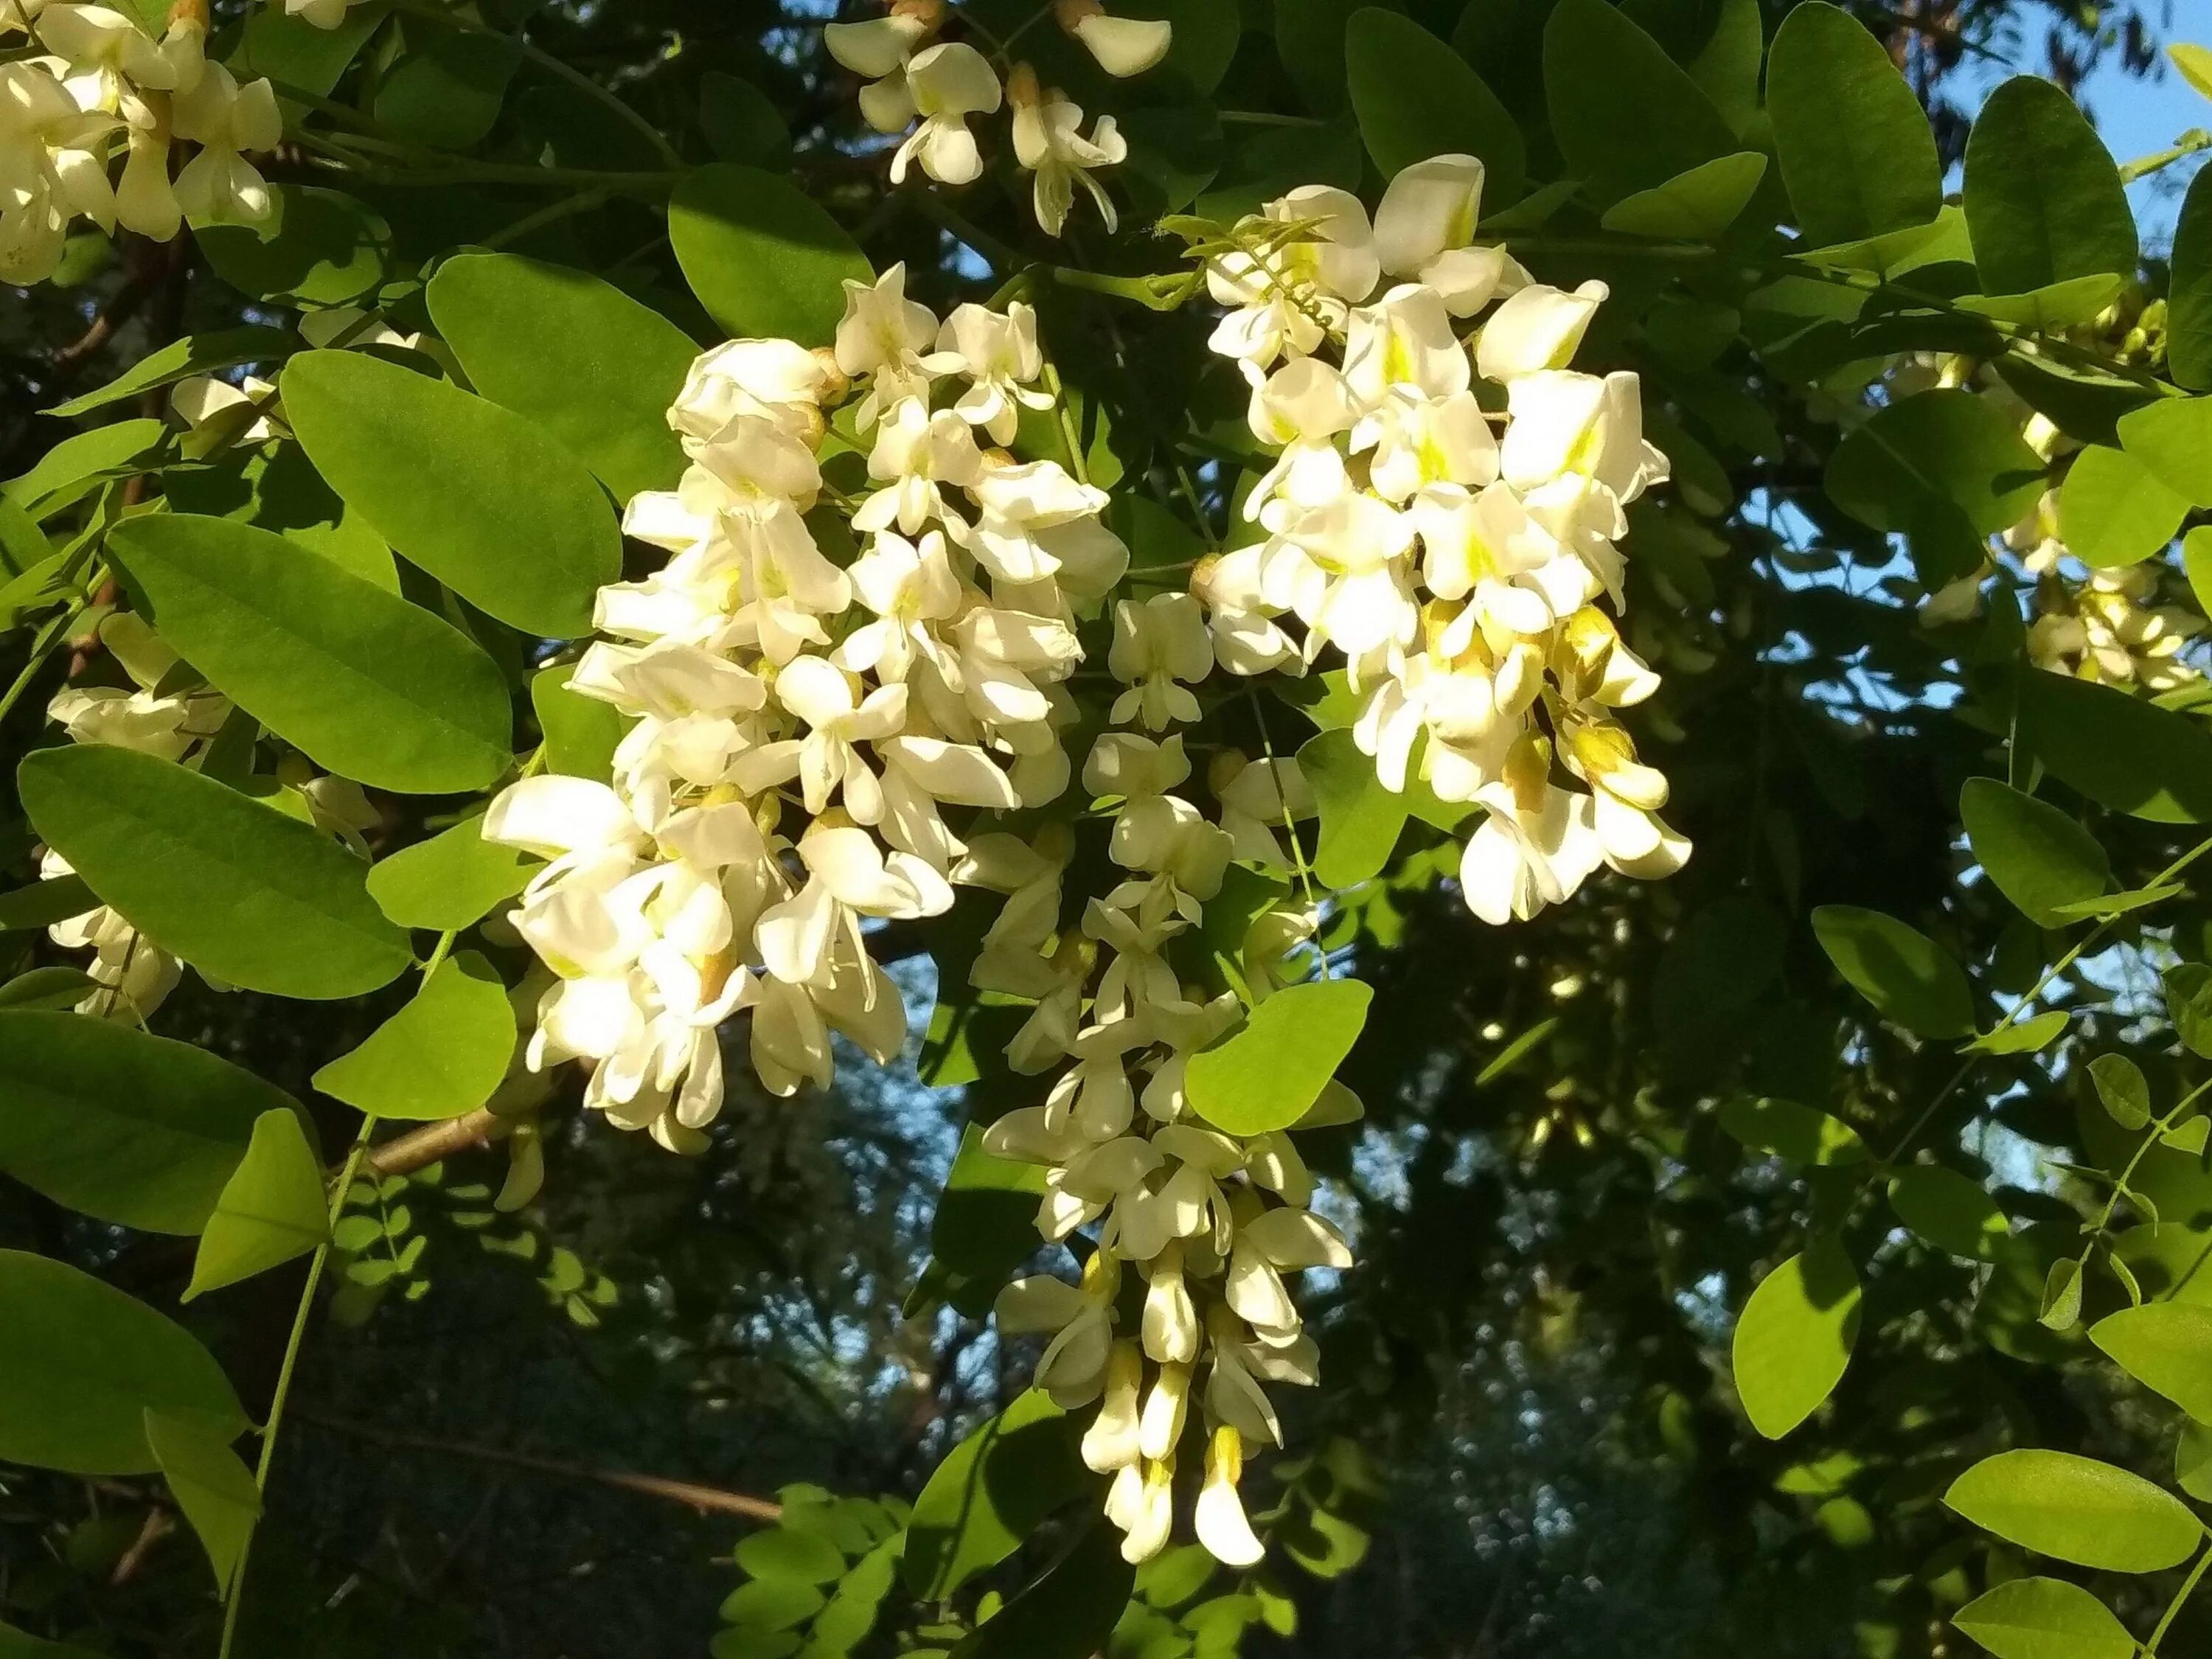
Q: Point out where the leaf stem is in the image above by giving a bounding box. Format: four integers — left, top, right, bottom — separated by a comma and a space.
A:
216, 1111, 381, 1659
2146, 1536, 2212, 1652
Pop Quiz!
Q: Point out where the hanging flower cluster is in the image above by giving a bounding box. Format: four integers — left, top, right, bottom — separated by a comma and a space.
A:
481, 265, 1130, 1151
1909, 355, 2205, 691
826, 0, 1168, 237
1188, 156, 1689, 926
980, 655, 1356, 1568
1, 0, 285, 282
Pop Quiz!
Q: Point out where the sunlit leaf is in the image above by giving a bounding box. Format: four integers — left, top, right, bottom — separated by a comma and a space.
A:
1944, 1449, 2200, 1571
187, 1109, 331, 1300
311, 953, 518, 1121
1733, 1237, 1861, 1439
1186, 978, 1372, 1136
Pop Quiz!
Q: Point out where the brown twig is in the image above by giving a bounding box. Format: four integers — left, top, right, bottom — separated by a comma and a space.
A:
108, 1504, 174, 1586
293, 1410, 784, 1523
359, 1109, 500, 1180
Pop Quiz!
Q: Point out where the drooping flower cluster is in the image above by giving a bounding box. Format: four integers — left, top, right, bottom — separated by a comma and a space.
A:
1, 0, 283, 283
482, 265, 1130, 1151
1907, 355, 2205, 691
1189, 156, 1690, 926
826, 0, 1165, 237
981, 608, 1355, 1569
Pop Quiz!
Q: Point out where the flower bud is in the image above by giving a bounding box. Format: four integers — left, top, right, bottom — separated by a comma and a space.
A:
1060, 4, 1174, 77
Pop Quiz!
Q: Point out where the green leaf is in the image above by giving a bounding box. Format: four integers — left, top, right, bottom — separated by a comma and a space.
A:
0, 1012, 291, 1234
1717, 1097, 1868, 1166
1272, 0, 1368, 114
1957, 274, 2126, 332
145, 1409, 260, 1596
1811, 905, 1975, 1039
699, 72, 790, 165
1299, 727, 1406, 887
18, 745, 411, 1000
1972, 1009, 2070, 1055
1686, 0, 1762, 137
2179, 1419, 2212, 1501
953, 1521, 1135, 1659
1945, 1449, 2201, 1571
2017, 669, 2212, 824
311, 953, 517, 1121
373, 29, 518, 150
2188, 526, 2212, 617
427, 252, 697, 503
1186, 978, 1372, 1136
2056, 445, 2189, 570
1952, 1577, 2135, 1659
1960, 778, 2111, 926
46, 327, 293, 420
2087, 1054, 2151, 1132
3, 419, 165, 515
187, 1109, 330, 1300
2171, 165, 2212, 392
2170, 964, 2212, 1058
2116, 395, 2212, 508
1888, 1167, 2009, 1260
1732, 1237, 1862, 1439
905, 1391, 1087, 1600
2090, 1304, 2212, 1422
229, 1, 387, 99
669, 164, 871, 349
1964, 77, 2138, 294
1825, 389, 2047, 541
162, 443, 397, 591
734, 1526, 846, 1585
718, 1578, 823, 1633
0, 967, 97, 1011
1599, 152, 1767, 240
366, 814, 540, 932
197, 185, 392, 306
0, 1248, 247, 1476
927, 1123, 1049, 1311
2177, 42, 2212, 101
1344, 10, 1524, 201
110, 515, 512, 794
531, 662, 627, 779
284, 349, 622, 639
1765, 1, 1943, 247
0, 873, 95, 931
1543, 0, 1736, 204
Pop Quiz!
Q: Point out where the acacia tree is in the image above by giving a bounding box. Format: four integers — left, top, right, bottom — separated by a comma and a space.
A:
3, 1, 2212, 1655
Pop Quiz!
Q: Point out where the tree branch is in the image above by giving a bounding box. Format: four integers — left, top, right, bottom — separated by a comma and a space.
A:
293, 1410, 784, 1523
358, 1109, 501, 1180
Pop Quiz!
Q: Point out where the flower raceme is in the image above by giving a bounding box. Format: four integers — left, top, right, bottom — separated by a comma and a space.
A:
1190, 154, 1691, 927
0, 0, 287, 282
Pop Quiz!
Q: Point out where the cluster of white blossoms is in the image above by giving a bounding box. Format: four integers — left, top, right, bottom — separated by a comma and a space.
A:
0, 0, 286, 283
1909, 356, 2205, 692
481, 264, 1133, 1152
981, 605, 1356, 1568
826, 0, 1168, 237
1188, 155, 1690, 926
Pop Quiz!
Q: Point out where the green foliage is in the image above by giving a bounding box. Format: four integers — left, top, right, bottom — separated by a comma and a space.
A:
1731, 1237, 1861, 1439
1344, 10, 1524, 201
1963, 77, 2138, 296
1947, 1450, 2205, 1574
427, 253, 698, 503
1960, 778, 2111, 925
2055, 445, 2191, 571
1542, 0, 1735, 205
1186, 978, 1372, 1135
110, 515, 514, 793
669, 165, 872, 348
2017, 671, 2212, 824
905, 1392, 1087, 1601
0, 1012, 285, 1234
1951, 1576, 2137, 1659
0, 1250, 246, 1476
144, 1410, 262, 1597
196, 186, 393, 307
1811, 905, 1974, 1039
187, 1109, 332, 1301
283, 348, 621, 638
18, 745, 411, 999
312, 953, 518, 1121
1765, 2, 1941, 248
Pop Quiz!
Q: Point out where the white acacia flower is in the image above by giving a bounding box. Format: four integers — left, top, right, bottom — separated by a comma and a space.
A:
1107, 594, 1213, 730
1207, 187, 1382, 367
671, 338, 832, 448
1009, 74, 1126, 237
171, 372, 282, 454
1343, 282, 1471, 408
1475, 280, 1607, 383
170, 63, 280, 223
1058, 2, 1173, 77
1194, 1425, 1265, 1567
1373, 153, 1526, 316
835, 264, 958, 428
938, 301, 1051, 442
855, 397, 983, 536
889, 42, 1001, 187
